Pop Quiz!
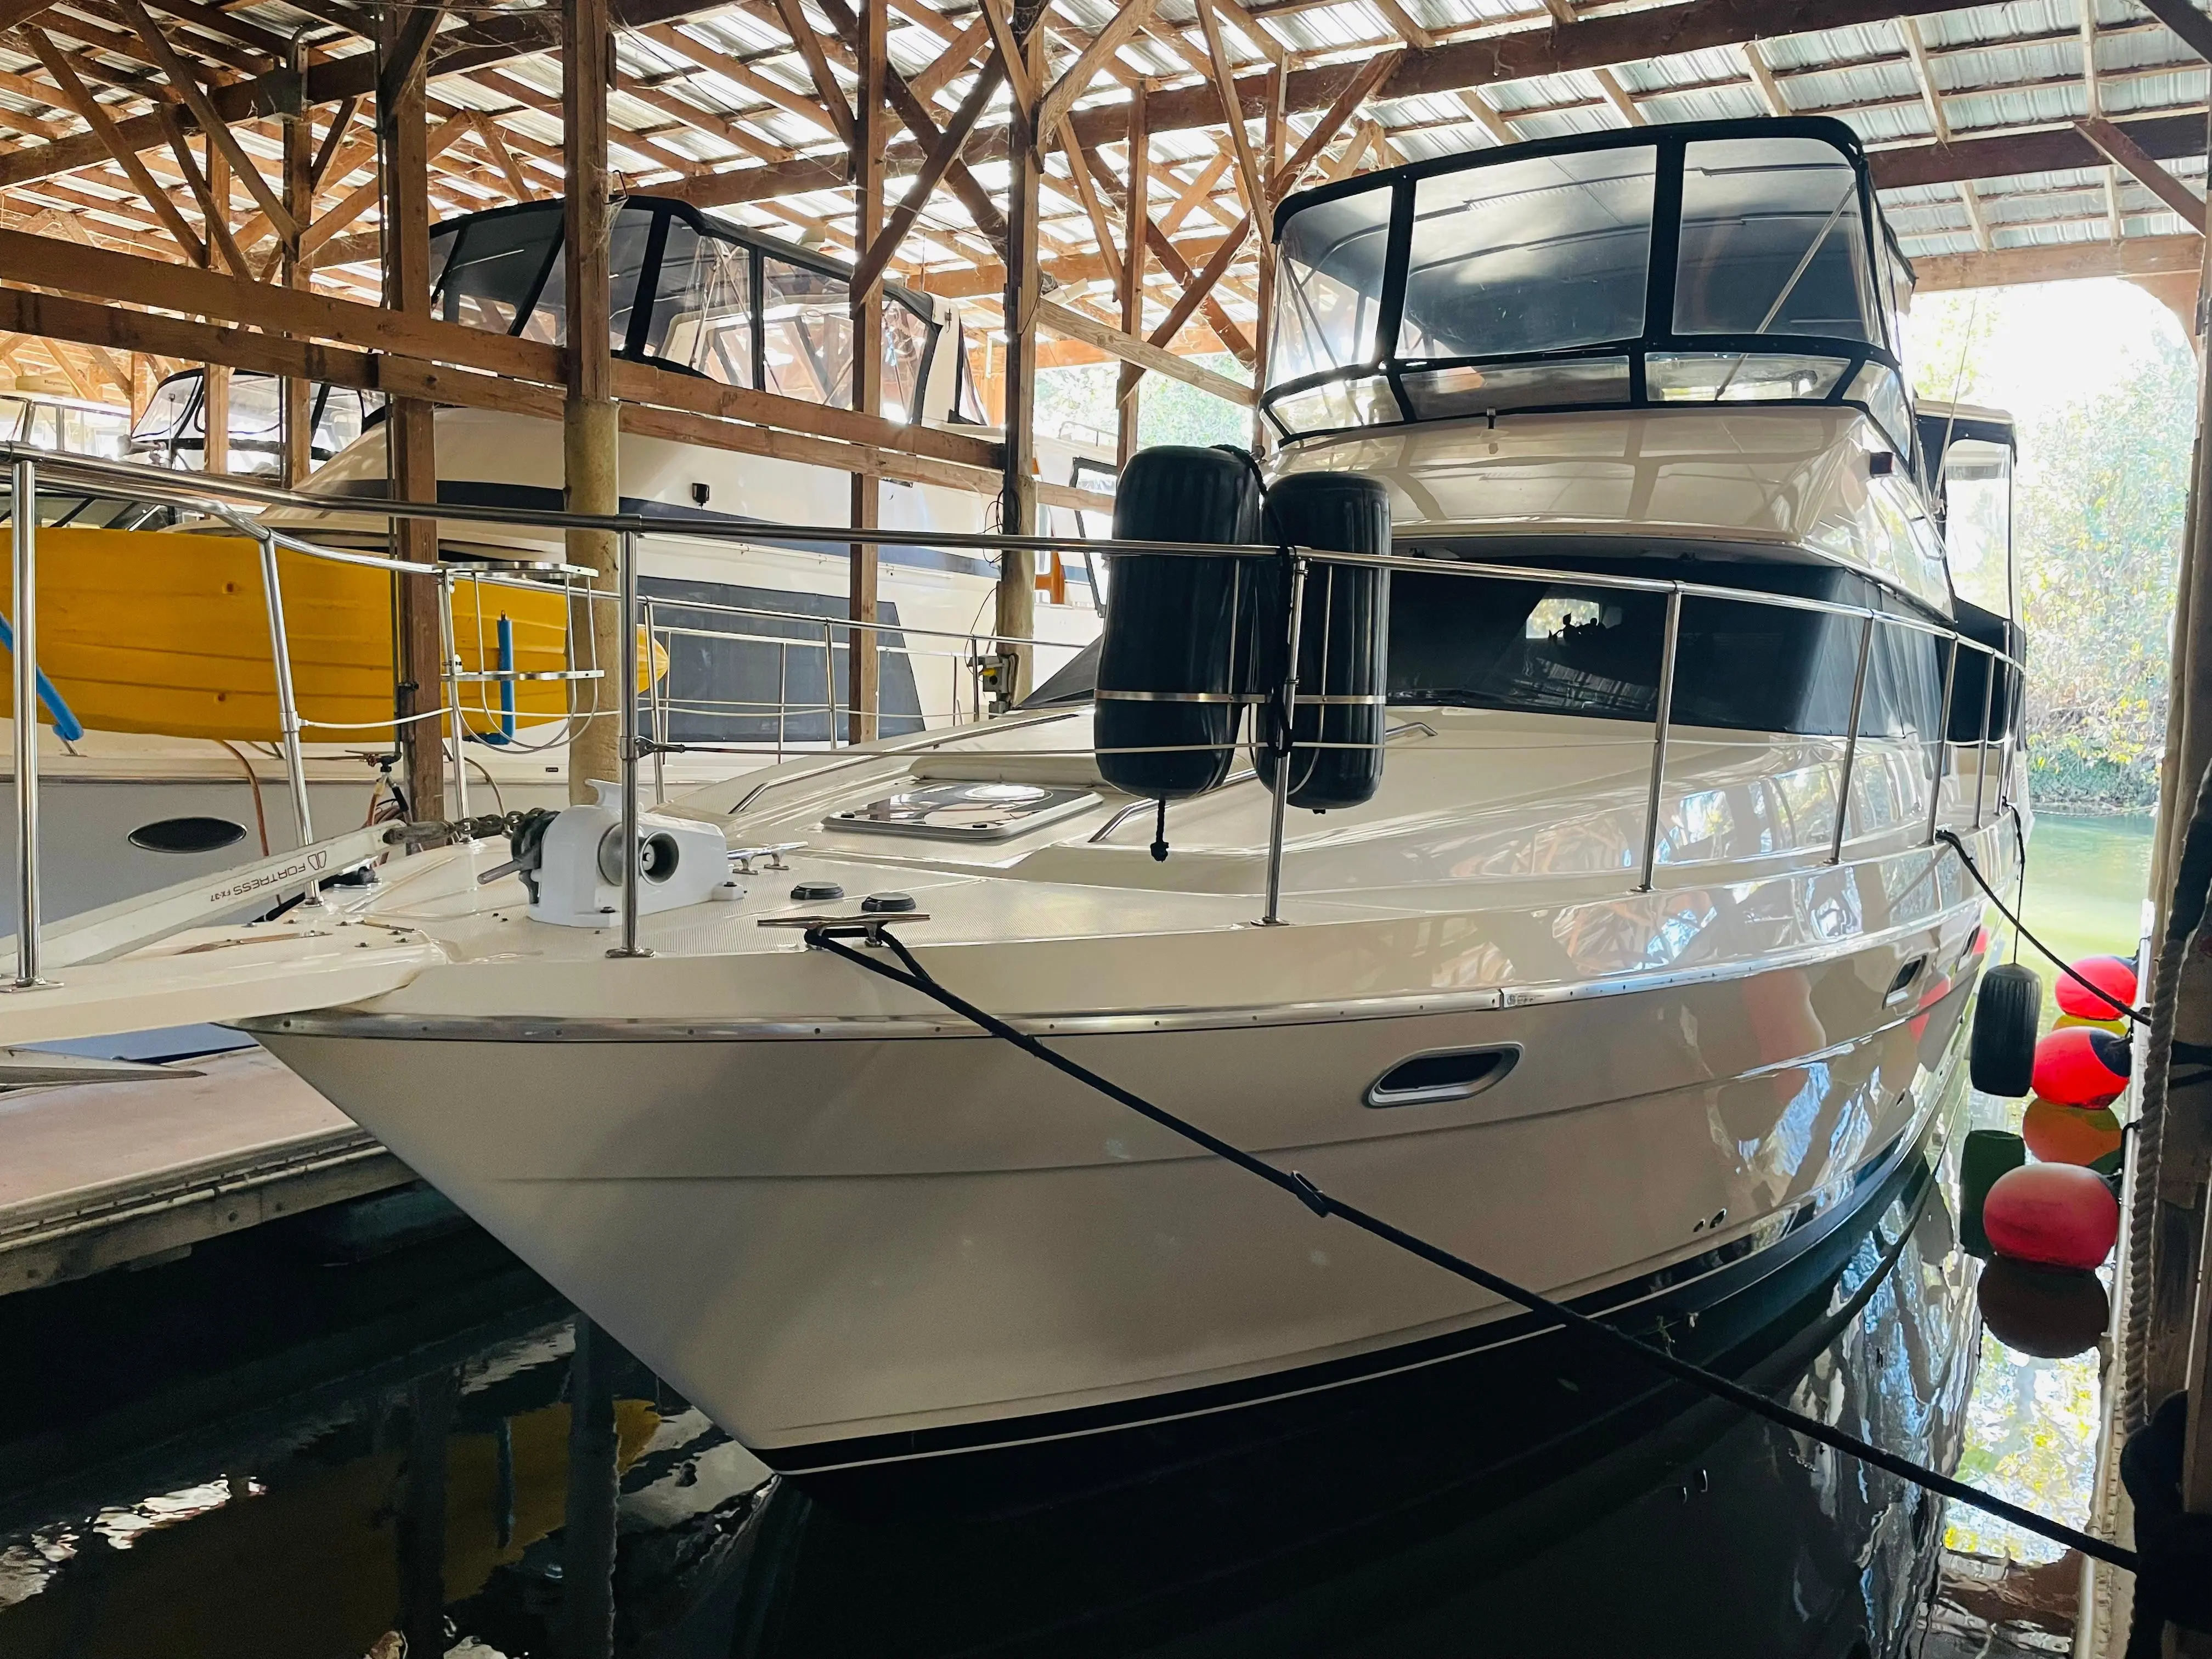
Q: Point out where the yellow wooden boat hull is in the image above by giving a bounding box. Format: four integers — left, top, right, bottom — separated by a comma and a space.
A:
0, 528, 658, 744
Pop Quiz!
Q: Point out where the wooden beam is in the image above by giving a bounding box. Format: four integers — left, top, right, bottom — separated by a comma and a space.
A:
1053, 106, 1121, 292
155, 104, 249, 275
1143, 220, 1254, 366
2135, 0, 2212, 65
2079, 114, 2205, 231
379, 0, 443, 821
977, 0, 1036, 115
1035, 0, 1153, 138
1899, 16, 1951, 144
634, 22, 845, 139
115, 0, 298, 245
1194, 0, 1266, 227
908, 7, 990, 101
1149, 212, 1250, 351
769, 0, 854, 148
469, 110, 533, 201
562, 0, 617, 803
1040, 297, 1255, 405
998, 0, 1040, 690
848, 0, 885, 740
1911, 231, 2204, 290
301, 112, 471, 257
280, 36, 311, 488
848, 47, 1003, 298
309, 94, 360, 190
21, 26, 206, 263
1116, 75, 1146, 465
1271, 47, 1401, 196
1741, 40, 1787, 115
1869, 110, 2205, 190
1590, 65, 1644, 127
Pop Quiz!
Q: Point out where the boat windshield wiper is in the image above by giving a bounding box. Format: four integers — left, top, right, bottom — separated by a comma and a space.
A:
1709, 188, 1860, 403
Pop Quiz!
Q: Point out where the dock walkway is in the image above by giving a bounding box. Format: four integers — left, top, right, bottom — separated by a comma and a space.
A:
0, 1047, 410, 1294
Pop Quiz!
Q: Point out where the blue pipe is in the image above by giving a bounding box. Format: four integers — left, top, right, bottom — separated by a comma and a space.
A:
498, 613, 516, 743
0, 612, 83, 742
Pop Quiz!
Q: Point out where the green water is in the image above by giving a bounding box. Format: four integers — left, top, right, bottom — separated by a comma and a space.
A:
1950, 811, 2151, 1564
2016, 814, 2155, 1027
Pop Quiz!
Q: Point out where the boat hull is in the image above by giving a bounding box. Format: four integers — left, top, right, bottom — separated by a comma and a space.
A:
251, 913, 1986, 1499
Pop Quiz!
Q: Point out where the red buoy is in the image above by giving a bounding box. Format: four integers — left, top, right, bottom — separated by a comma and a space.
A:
2023, 1099, 2124, 1167
1983, 1163, 2120, 1270
2030, 1025, 2130, 1107
2055, 955, 2138, 1021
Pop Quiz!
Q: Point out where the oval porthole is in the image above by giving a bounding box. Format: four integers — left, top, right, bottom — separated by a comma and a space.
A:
128, 815, 249, 855
1365, 1045, 1520, 1109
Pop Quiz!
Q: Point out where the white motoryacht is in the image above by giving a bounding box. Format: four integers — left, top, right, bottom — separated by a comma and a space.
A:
1, 198, 1107, 927
2, 119, 2029, 1499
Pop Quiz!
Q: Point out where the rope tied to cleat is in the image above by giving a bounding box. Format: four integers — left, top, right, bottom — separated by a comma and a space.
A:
804, 920, 2139, 1574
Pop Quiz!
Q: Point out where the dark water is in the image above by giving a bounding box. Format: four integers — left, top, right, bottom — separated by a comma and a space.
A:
0, 1111, 1983, 1659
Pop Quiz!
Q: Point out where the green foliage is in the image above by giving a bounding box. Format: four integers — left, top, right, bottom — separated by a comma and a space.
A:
1912, 297, 2192, 812
2010, 334, 2193, 810
1031, 357, 1255, 457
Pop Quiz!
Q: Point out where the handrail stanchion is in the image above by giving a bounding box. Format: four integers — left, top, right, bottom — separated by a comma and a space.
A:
438, 567, 469, 826
9, 455, 47, 988
255, 527, 320, 903
1260, 552, 1310, 928
1635, 586, 1683, 893
1926, 634, 1958, 847
1828, 612, 1876, 866
823, 620, 839, 749
1972, 645, 1995, 831
1995, 663, 2013, 816
611, 531, 648, 958
776, 640, 788, 761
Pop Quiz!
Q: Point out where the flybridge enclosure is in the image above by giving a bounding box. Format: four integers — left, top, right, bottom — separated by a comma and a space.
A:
426, 196, 962, 428
1266, 117, 1918, 463
128, 370, 381, 474
1916, 402, 2016, 623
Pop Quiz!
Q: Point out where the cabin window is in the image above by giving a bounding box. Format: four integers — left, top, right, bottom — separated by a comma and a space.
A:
1273, 185, 1392, 384
954, 324, 991, 423
1674, 138, 1879, 345
1941, 437, 2012, 618
605, 208, 658, 354
646, 219, 755, 386
883, 298, 933, 423
1398, 358, 1631, 419
1402, 148, 1657, 361
436, 210, 561, 335
761, 257, 854, 405
1386, 568, 1946, 738
1645, 353, 1846, 404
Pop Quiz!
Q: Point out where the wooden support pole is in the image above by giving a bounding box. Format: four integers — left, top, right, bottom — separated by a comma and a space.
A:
996, 0, 1042, 698
281, 34, 313, 487
1116, 78, 1148, 466
201, 131, 230, 477
562, 0, 619, 804
380, 1, 445, 822
1252, 61, 1284, 451
849, 0, 884, 742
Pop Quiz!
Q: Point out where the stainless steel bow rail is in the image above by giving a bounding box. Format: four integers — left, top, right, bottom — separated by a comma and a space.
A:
0, 442, 2025, 974
806, 921, 2136, 1575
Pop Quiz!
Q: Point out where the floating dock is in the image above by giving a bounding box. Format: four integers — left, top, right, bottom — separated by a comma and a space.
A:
0, 1046, 411, 1294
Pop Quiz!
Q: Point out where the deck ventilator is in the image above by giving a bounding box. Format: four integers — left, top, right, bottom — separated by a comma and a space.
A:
803, 919, 2140, 1574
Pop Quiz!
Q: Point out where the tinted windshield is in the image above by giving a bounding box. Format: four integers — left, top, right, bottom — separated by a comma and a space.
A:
1265, 121, 1908, 453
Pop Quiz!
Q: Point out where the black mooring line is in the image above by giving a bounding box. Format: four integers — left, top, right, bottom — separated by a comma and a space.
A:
805, 924, 2138, 1574
1937, 827, 2149, 1024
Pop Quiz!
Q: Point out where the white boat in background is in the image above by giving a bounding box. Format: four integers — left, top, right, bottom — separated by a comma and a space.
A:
0, 197, 1109, 928
0, 118, 2033, 1502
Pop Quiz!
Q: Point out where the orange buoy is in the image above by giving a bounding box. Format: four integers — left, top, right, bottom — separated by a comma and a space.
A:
2022, 1099, 2124, 1167
1983, 1163, 2120, 1270
2030, 1025, 2130, 1107
2055, 955, 2138, 1022
1978, 1257, 2109, 1358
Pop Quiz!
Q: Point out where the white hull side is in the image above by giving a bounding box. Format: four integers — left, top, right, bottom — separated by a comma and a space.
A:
258, 919, 1979, 1463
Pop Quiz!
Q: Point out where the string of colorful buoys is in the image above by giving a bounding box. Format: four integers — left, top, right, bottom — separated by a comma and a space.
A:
1968, 953, 2137, 1359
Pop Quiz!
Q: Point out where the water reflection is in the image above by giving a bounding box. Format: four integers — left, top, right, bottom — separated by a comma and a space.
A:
0, 1118, 1984, 1659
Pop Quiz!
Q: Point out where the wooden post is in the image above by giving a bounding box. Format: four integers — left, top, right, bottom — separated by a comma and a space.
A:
996, 0, 1043, 700
1116, 81, 1149, 467
563, 0, 620, 803
201, 132, 229, 477
848, 0, 885, 742
558, 1317, 620, 1659
380, 3, 445, 822
280, 36, 313, 488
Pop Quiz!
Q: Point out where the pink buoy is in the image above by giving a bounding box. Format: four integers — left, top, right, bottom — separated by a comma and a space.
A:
1983, 1163, 2120, 1271
1978, 1258, 2109, 1358
2030, 1025, 2129, 1107
2055, 955, 2138, 1022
